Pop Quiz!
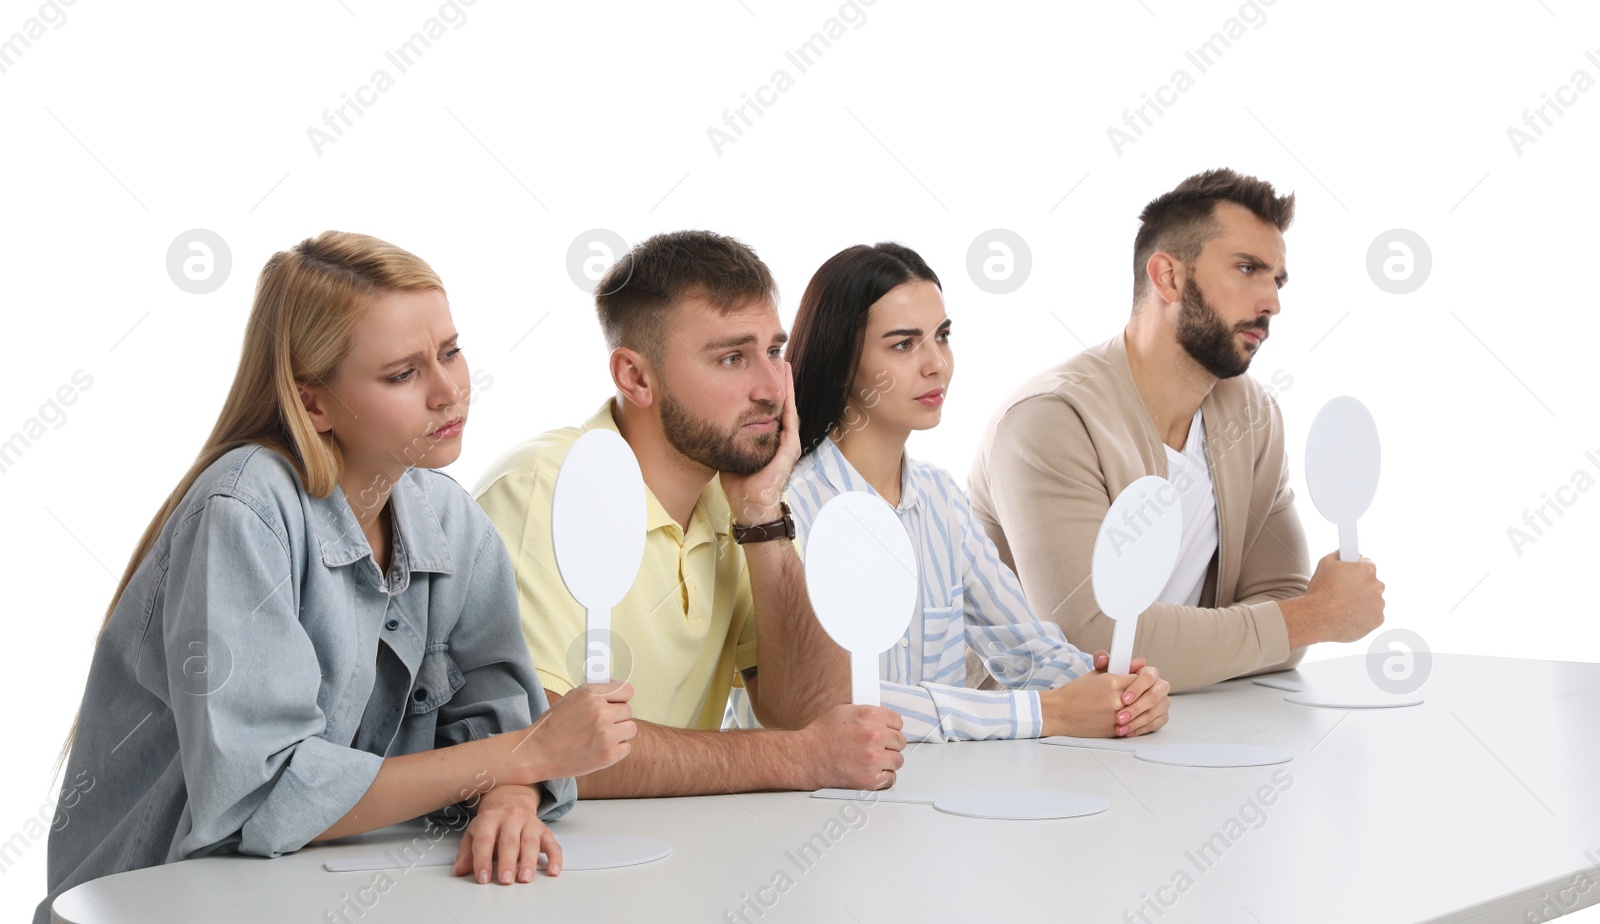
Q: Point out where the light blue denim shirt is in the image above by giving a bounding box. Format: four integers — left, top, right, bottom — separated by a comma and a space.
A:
38, 444, 575, 923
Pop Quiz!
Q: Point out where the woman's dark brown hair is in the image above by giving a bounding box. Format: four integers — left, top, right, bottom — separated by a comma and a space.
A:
786, 243, 941, 456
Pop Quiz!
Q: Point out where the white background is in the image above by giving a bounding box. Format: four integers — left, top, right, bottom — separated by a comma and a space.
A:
2, 0, 1597, 919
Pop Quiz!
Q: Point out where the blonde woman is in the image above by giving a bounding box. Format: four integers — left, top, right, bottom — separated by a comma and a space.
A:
37, 232, 636, 924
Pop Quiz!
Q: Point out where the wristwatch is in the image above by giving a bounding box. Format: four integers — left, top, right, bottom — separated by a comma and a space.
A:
732, 502, 795, 544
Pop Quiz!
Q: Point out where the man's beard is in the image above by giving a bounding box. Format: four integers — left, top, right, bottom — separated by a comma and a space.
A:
659, 387, 780, 476
1175, 275, 1268, 379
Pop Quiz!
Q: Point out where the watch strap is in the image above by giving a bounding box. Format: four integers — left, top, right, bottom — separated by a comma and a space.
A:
732, 501, 795, 544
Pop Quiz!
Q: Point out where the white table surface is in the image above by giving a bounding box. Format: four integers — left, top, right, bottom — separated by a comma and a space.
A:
53, 654, 1600, 923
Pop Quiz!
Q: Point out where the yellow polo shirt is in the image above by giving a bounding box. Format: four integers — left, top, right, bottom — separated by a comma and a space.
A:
472, 399, 759, 731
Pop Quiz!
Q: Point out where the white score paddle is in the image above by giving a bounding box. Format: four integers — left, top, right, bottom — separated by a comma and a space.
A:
1282, 688, 1423, 708
551, 429, 647, 683
1304, 396, 1381, 563
812, 788, 1108, 820
804, 492, 919, 706
1295, 401, 1419, 708
1041, 736, 1292, 768
1093, 475, 1182, 675
1252, 671, 1423, 708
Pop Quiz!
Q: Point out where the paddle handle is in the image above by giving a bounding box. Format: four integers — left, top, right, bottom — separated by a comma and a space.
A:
1107, 618, 1136, 675
850, 649, 880, 706
584, 608, 611, 683
1339, 521, 1359, 563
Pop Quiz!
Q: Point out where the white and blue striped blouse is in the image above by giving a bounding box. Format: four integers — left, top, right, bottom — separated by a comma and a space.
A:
785, 437, 1094, 742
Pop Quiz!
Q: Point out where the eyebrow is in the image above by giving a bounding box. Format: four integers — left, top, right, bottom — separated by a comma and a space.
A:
382, 334, 459, 370
881, 318, 953, 339
703, 331, 789, 351
1229, 252, 1288, 287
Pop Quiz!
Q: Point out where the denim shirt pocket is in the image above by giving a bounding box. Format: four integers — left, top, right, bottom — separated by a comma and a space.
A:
407, 643, 466, 714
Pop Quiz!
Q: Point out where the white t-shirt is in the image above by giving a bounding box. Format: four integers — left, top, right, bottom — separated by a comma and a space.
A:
1158, 410, 1219, 607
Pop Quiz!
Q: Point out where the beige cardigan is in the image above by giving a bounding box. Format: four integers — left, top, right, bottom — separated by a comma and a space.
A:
967, 332, 1310, 692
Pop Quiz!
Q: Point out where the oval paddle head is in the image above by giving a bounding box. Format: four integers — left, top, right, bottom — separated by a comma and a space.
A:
804, 492, 919, 705
1092, 474, 1182, 672
551, 429, 647, 682
1304, 396, 1381, 561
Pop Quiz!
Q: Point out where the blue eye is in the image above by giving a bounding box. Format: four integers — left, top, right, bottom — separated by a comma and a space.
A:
389, 368, 415, 384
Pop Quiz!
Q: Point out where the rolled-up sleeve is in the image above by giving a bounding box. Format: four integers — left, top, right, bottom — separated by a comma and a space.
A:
436, 526, 577, 821
882, 680, 1041, 742
163, 495, 384, 859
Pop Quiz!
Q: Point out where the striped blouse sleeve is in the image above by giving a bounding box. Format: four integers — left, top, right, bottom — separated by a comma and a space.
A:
946, 471, 1095, 691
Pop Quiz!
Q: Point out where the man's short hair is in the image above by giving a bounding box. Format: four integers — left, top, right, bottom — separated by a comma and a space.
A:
595, 230, 778, 363
1131, 168, 1295, 303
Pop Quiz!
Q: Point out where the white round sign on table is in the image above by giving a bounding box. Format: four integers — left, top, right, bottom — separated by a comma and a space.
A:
803, 491, 919, 707
1251, 669, 1425, 707
1092, 474, 1182, 675
551, 429, 647, 684
1282, 688, 1424, 709
813, 788, 1109, 821
1040, 736, 1293, 768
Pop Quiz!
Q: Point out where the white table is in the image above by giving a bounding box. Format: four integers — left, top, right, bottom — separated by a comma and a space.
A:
53, 654, 1600, 923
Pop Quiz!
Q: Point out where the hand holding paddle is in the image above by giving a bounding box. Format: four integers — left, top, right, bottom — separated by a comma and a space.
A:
800, 702, 907, 791
515, 681, 637, 781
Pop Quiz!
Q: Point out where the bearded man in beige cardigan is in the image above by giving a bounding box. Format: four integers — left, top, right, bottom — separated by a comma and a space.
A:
969, 168, 1386, 692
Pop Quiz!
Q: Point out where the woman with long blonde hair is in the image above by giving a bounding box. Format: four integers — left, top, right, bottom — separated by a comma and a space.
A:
37, 231, 637, 924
